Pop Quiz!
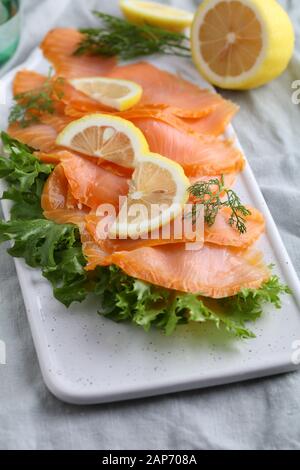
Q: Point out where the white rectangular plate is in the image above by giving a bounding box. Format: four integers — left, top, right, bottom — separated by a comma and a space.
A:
1, 48, 300, 405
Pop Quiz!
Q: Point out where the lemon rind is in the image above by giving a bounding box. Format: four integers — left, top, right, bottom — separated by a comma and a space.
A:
69, 77, 143, 111
56, 114, 149, 165
109, 152, 190, 238
191, 0, 294, 90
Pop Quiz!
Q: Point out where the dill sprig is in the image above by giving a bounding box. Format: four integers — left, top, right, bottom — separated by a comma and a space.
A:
76, 11, 191, 60
188, 176, 251, 234
9, 70, 64, 128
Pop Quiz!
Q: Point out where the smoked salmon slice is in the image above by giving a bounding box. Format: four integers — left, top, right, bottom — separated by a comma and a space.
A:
41, 163, 88, 222
59, 152, 129, 210
131, 118, 245, 176
85, 204, 264, 253
85, 212, 204, 254
81, 229, 111, 270
204, 207, 265, 249
107, 62, 231, 117
8, 123, 59, 153
62, 61, 238, 134
13, 70, 66, 115
41, 164, 109, 269
117, 103, 238, 138
13, 70, 47, 96
39, 113, 74, 133
40, 28, 116, 78
109, 244, 270, 298
177, 100, 239, 136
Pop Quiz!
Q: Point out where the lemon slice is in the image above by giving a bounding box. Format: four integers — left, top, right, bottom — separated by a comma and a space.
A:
109, 153, 190, 238
69, 77, 143, 111
191, 0, 294, 90
56, 114, 149, 168
120, 0, 194, 32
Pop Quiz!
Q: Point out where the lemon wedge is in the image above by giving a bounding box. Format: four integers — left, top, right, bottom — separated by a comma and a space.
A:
109, 152, 190, 238
69, 77, 143, 111
120, 0, 194, 32
56, 114, 149, 168
191, 0, 294, 90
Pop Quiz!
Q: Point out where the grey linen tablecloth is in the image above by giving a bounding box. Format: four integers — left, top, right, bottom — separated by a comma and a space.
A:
0, 0, 300, 450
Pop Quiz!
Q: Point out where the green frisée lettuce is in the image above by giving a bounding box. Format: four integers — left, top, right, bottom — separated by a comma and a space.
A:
0, 218, 89, 305
0, 132, 89, 305
0, 132, 53, 219
0, 132, 291, 338
93, 266, 290, 338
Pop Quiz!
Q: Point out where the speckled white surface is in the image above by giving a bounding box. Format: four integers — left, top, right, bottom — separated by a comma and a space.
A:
1, 47, 300, 405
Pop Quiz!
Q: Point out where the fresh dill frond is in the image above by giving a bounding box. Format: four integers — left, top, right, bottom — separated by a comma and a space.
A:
76, 11, 191, 60
188, 175, 251, 234
9, 70, 64, 128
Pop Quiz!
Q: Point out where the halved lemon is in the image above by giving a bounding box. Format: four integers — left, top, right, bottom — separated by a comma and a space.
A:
69, 77, 143, 111
56, 114, 149, 168
109, 152, 190, 238
191, 0, 294, 90
120, 0, 194, 32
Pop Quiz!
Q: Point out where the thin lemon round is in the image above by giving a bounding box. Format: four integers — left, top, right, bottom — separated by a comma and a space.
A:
56, 114, 149, 168
191, 0, 295, 90
120, 0, 194, 32
69, 77, 143, 111
109, 152, 190, 238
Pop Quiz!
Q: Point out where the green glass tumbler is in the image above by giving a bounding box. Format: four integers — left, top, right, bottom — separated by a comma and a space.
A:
0, 0, 21, 65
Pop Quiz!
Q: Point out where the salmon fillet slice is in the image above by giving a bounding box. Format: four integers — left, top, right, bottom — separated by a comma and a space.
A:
107, 62, 230, 117
131, 117, 245, 176
13, 70, 66, 116
36, 148, 132, 177
40, 28, 116, 78
178, 100, 239, 136
8, 123, 59, 153
204, 207, 265, 249
119, 103, 238, 138
13, 70, 47, 96
86, 203, 264, 253
39, 113, 74, 133
109, 244, 270, 298
59, 152, 129, 210
12, 70, 163, 117
41, 163, 88, 216
42, 164, 110, 269
45, 60, 223, 118
63, 99, 237, 138
81, 229, 111, 270
85, 212, 204, 254
63, 61, 238, 134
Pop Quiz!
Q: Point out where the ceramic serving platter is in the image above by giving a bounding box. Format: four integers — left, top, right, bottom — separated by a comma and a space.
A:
1, 48, 300, 405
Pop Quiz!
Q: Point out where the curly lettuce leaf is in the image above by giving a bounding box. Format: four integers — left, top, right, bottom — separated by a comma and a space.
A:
0, 132, 53, 219
0, 133, 88, 306
0, 218, 89, 306
93, 266, 291, 338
